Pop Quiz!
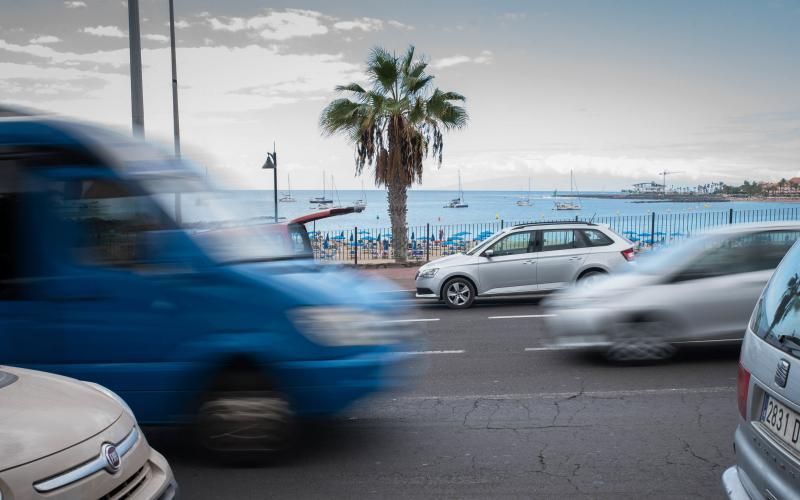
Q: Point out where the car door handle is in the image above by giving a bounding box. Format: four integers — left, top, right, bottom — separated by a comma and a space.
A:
523, 260, 537, 264
568, 256, 582, 261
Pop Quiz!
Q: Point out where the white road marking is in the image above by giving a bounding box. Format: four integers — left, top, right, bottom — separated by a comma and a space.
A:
380, 318, 440, 324
389, 386, 735, 402
673, 338, 741, 344
524, 346, 572, 352
399, 350, 465, 355
488, 314, 556, 319
378, 289, 417, 293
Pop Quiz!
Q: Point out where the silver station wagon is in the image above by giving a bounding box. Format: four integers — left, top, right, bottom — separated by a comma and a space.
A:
724, 238, 800, 499
415, 222, 634, 308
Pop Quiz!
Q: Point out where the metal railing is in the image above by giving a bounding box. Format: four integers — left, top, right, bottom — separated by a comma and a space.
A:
308, 207, 800, 264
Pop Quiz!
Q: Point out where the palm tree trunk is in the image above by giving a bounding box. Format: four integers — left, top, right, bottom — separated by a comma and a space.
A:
386, 181, 408, 263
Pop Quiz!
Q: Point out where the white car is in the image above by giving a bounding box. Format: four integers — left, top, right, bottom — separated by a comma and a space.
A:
543, 222, 800, 361
415, 222, 635, 308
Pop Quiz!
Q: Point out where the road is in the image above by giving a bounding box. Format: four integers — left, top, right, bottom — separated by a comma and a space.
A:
148, 296, 740, 499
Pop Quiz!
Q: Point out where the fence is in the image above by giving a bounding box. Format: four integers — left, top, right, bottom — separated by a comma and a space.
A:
308, 207, 800, 264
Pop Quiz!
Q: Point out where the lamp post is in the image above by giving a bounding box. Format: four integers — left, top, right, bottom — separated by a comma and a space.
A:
127, 0, 144, 137
262, 143, 278, 223
168, 0, 181, 157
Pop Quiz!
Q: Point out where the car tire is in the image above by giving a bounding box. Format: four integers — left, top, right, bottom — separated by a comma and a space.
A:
442, 277, 476, 309
577, 270, 606, 286
605, 319, 677, 363
195, 370, 295, 464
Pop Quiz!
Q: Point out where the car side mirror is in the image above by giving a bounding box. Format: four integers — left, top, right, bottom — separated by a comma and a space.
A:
484, 249, 494, 258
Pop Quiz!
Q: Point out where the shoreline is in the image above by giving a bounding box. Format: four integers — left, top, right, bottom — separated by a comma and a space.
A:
565, 193, 800, 204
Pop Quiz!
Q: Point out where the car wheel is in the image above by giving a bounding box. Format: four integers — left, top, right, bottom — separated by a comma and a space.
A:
605, 319, 677, 363
443, 278, 476, 309
577, 270, 606, 287
196, 372, 294, 464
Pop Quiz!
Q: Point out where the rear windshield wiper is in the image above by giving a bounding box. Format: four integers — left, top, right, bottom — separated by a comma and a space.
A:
777, 334, 800, 352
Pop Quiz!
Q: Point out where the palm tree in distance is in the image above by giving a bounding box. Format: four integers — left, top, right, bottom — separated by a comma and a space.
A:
320, 45, 468, 262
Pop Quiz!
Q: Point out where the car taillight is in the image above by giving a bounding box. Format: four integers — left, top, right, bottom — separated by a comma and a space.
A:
621, 248, 635, 262
737, 363, 751, 419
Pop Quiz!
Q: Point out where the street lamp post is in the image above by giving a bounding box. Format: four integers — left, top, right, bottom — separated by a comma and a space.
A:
262, 144, 278, 223
127, 0, 144, 137
168, 0, 181, 157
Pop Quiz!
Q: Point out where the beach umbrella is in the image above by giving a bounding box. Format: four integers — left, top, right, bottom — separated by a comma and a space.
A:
448, 235, 465, 241
358, 230, 370, 235
325, 234, 330, 242
331, 235, 345, 241
622, 230, 637, 236
349, 234, 354, 242
411, 231, 416, 240
362, 235, 376, 241
453, 231, 471, 236
653, 231, 666, 236
638, 232, 651, 237
629, 236, 641, 242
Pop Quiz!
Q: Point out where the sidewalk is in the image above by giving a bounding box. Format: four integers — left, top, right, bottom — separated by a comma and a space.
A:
360, 266, 419, 290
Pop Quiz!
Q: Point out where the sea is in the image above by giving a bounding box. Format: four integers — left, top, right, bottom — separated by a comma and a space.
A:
166, 189, 800, 231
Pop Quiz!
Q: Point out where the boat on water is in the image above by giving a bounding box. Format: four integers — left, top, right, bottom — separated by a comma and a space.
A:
554, 170, 582, 211
516, 177, 533, 206
353, 181, 368, 211
280, 173, 296, 203
444, 170, 468, 208
309, 170, 333, 206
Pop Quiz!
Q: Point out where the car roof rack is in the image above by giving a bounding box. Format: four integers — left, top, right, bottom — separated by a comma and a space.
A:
511, 220, 596, 229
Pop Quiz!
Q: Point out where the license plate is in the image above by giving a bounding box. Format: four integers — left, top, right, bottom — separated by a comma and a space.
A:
761, 394, 800, 453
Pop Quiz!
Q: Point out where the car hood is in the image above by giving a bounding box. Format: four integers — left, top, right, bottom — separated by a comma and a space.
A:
230, 260, 406, 313
544, 272, 661, 308
424, 253, 472, 269
0, 366, 121, 471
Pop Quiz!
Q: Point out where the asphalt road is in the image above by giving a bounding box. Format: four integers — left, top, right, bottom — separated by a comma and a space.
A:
148, 296, 740, 499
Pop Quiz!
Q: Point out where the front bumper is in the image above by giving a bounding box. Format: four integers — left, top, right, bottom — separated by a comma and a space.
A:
275, 349, 423, 416
415, 275, 442, 298
543, 307, 612, 349
0, 414, 177, 500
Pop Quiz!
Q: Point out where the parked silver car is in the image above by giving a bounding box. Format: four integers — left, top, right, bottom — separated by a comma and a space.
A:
544, 222, 800, 361
723, 237, 800, 499
415, 222, 635, 308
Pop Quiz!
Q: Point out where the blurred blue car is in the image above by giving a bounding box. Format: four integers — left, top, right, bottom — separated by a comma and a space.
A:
0, 110, 420, 459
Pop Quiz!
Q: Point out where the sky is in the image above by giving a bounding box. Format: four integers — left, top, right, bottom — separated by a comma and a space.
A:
1, 0, 799, 191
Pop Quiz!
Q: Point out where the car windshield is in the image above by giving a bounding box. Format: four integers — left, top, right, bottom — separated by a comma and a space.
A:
752, 241, 800, 355
466, 231, 505, 255
81, 127, 306, 263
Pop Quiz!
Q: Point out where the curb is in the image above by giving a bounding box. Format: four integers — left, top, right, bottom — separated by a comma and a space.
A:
340, 262, 423, 269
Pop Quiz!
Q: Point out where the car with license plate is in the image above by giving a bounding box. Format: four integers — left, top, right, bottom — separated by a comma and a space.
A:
723, 238, 800, 499
543, 223, 800, 361
415, 221, 634, 308
0, 365, 176, 499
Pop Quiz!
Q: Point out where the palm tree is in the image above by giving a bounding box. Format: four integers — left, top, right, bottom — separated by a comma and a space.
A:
320, 46, 468, 262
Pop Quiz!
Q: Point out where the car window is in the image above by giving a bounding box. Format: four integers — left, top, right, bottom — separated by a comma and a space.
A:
675, 231, 800, 281
752, 241, 800, 358
46, 176, 176, 269
581, 229, 614, 247
489, 231, 533, 256
540, 229, 579, 252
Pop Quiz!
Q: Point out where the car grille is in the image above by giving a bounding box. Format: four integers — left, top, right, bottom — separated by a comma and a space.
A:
100, 462, 150, 500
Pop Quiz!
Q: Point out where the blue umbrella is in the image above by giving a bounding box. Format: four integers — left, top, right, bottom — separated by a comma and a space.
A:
362, 235, 376, 241
638, 232, 652, 237
349, 234, 354, 242
448, 235, 465, 241
358, 230, 370, 235
453, 231, 471, 236
623, 230, 638, 236
332, 235, 345, 241
629, 236, 641, 242
411, 231, 416, 240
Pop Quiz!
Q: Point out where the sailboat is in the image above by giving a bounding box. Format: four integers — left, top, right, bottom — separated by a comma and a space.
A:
309, 170, 333, 207
516, 177, 533, 206
554, 169, 582, 211
279, 173, 296, 202
329, 175, 343, 208
444, 170, 468, 208
353, 180, 367, 212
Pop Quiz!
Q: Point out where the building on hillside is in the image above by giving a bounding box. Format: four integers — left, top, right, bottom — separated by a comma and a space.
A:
629, 181, 664, 194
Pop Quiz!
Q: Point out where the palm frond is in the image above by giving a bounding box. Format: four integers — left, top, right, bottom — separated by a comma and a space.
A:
335, 83, 367, 95
367, 47, 399, 97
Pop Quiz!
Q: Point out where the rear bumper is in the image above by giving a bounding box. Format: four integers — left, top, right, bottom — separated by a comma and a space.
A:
722, 466, 751, 500
276, 349, 422, 416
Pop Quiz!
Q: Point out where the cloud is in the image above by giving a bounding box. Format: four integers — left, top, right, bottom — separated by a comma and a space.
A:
333, 17, 383, 32
64, 0, 87, 7
208, 9, 329, 40
388, 20, 414, 30
174, 20, 190, 29
432, 50, 493, 69
81, 25, 126, 38
29, 36, 61, 44
143, 34, 169, 42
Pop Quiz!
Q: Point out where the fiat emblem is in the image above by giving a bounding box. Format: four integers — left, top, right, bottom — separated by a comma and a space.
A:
101, 443, 121, 473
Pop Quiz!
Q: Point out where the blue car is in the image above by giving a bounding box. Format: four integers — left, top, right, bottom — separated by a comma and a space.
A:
0, 110, 420, 460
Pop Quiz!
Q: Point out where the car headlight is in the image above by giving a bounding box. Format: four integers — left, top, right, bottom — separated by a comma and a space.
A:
290, 306, 418, 346
84, 382, 136, 421
418, 268, 439, 279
